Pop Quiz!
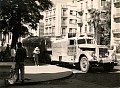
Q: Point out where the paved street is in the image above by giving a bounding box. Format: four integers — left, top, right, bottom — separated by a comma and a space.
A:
1, 65, 120, 88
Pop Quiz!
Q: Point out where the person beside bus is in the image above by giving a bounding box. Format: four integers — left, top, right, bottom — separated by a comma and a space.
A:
33, 47, 40, 66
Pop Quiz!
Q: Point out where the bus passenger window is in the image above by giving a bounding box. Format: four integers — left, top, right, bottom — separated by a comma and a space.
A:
69, 40, 75, 45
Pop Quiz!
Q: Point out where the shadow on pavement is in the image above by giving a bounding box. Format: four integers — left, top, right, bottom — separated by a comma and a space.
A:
7, 71, 73, 87
74, 72, 120, 87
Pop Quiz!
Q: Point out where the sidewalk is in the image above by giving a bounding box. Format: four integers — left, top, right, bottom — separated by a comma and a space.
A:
0, 64, 73, 86
116, 55, 120, 66
23, 64, 73, 83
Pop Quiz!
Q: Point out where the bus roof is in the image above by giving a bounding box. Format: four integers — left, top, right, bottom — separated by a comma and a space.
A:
68, 36, 94, 40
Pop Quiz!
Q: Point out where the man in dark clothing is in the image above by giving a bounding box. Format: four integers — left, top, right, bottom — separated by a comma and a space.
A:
15, 42, 27, 83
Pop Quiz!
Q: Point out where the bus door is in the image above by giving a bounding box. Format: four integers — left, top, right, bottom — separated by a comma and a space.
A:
67, 39, 76, 56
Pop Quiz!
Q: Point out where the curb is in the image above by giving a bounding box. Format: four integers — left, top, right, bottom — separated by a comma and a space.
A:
14, 71, 73, 85
0, 65, 73, 86
117, 59, 120, 66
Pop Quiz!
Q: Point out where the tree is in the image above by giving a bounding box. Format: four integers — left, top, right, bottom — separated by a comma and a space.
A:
88, 1, 111, 45
102, 1, 111, 45
22, 36, 52, 63
22, 36, 51, 49
88, 8, 101, 44
0, 0, 53, 48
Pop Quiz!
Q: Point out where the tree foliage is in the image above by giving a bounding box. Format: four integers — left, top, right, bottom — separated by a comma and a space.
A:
88, 1, 111, 45
0, 0, 53, 48
22, 36, 51, 49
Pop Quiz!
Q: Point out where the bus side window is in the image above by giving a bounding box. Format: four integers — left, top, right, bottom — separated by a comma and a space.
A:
69, 40, 75, 45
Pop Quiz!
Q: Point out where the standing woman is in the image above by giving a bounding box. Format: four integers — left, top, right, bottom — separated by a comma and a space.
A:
33, 47, 40, 66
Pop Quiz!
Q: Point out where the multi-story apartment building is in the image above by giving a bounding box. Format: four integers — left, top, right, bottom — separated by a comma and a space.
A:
44, 0, 107, 42
74, 0, 107, 44
44, 3, 78, 39
111, 0, 120, 53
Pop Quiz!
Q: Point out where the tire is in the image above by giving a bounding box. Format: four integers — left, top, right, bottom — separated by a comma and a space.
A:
103, 63, 114, 71
79, 57, 90, 73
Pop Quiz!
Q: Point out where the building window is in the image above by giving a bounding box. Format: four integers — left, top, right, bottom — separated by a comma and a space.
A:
73, 28, 77, 33
9, 33, 11, 39
70, 10, 73, 15
69, 19, 77, 24
50, 11, 51, 16
114, 33, 120, 38
62, 9, 67, 16
80, 27, 82, 33
75, 19, 77, 24
49, 27, 52, 34
101, 0, 106, 7
53, 9, 56, 15
49, 18, 52, 25
45, 19, 48, 25
45, 27, 48, 34
62, 18, 66, 24
76, 11, 77, 16
69, 28, 72, 33
62, 28, 66, 35
69, 19, 73, 24
46, 11, 48, 17
85, 13, 87, 21
100, 12, 106, 18
81, 3, 83, 10
86, 1, 88, 9
53, 17, 55, 25
85, 25, 87, 32
89, 25, 92, 32
52, 26, 55, 35
91, 0, 93, 8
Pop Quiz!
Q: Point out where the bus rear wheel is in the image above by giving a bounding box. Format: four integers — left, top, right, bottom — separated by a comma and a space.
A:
79, 57, 90, 73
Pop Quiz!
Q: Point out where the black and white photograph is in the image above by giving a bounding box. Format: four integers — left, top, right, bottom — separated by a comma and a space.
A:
0, 0, 120, 88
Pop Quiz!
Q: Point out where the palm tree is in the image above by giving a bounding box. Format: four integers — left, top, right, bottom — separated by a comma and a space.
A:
88, 1, 111, 45
88, 8, 101, 44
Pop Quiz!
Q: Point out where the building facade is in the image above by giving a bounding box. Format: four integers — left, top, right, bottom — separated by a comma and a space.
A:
43, 3, 78, 39
111, 0, 120, 53
74, 0, 107, 44
39, 22, 44, 37
44, 0, 107, 41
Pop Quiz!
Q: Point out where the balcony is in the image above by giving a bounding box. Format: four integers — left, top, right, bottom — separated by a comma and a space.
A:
114, 13, 120, 22
113, 33, 120, 41
112, 28, 120, 33
87, 7, 93, 12
77, 9, 84, 16
114, 0, 120, 8
77, 19, 83, 27
68, 33, 76, 38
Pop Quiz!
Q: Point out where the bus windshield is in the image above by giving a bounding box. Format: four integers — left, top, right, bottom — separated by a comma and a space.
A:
87, 39, 93, 44
77, 39, 93, 44
77, 39, 86, 44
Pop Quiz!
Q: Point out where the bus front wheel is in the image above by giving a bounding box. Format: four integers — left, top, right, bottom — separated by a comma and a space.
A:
79, 57, 90, 73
